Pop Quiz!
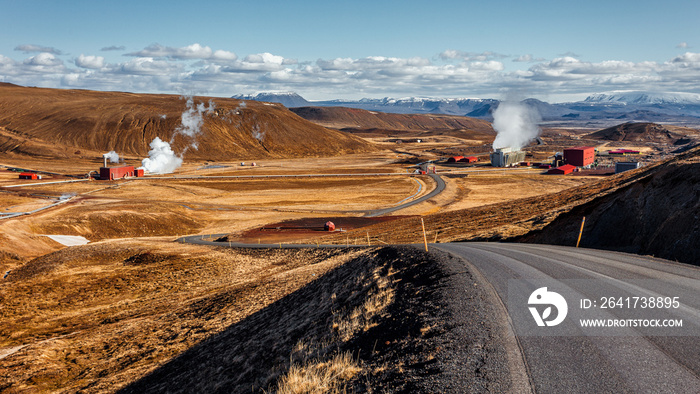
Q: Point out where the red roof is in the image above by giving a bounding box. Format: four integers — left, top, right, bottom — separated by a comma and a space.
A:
609, 149, 640, 154
565, 146, 595, 151
548, 164, 576, 174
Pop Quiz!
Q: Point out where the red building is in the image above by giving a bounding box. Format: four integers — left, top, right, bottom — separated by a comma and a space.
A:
447, 156, 464, 163
548, 164, 576, 175
135, 168, 145, 177
563, 146, 595, 167
19, 172, 39, 180
100, 165, 135, 180
609, 149, 640, 155
459, 156, 478, 163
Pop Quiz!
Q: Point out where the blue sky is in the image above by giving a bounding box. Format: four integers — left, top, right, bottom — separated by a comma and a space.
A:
1, 0, 699, 102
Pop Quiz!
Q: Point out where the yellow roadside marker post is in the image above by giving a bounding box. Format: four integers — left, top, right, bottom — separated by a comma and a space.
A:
576, 216, 586, 248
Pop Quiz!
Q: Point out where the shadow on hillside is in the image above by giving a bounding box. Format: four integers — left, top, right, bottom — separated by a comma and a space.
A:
118, 246, 442, 393
518, 161, 700, 266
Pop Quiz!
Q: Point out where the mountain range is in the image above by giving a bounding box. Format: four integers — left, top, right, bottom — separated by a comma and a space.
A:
233, 91, 700, 126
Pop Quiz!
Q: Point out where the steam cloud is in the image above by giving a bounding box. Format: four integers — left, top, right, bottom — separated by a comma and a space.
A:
140, 137, 183, 174
491, 101, 541, 150
103, 150, 120, 163
252, 124, 265, 142
140, 97, 215, 174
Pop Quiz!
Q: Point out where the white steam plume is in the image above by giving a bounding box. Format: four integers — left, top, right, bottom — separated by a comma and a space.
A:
491, 101, 541, 150
175, 97, 215, 149
252, 124, 265, 142
140, 137, 183, 174
140, 97, 215, 174
103, 150, 120, 163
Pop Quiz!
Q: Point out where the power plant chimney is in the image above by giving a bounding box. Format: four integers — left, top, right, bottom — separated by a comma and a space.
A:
103, 155, 107, 168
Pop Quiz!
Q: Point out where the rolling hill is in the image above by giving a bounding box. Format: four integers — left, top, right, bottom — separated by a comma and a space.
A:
587, 122, 684, 142
0, 83, 374, 161
290, 106, 495, 140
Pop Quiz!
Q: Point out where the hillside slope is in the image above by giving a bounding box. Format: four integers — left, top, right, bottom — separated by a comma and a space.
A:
520, 152, 700, 264
290, 106, 494, 138
0, 84, 373, 160
587, 122, 681, 142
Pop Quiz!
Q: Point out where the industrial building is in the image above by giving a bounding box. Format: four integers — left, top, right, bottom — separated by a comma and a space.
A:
100, 165, 136, 180
615, 162, 641, 173
548, 164, 576, 175
460, 156, 478, 163
490, 147, 526, 167
447, 156, 464, 163
609, 149, 640, 155
563, 146, 595, 167
19, 172, 41, 180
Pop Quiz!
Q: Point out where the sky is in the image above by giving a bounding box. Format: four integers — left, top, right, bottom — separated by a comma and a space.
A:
1, 0, 699, 102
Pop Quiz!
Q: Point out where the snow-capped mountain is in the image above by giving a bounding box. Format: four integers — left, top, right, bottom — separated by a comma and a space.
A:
583, 91, 700, 105
232, 92, 310, 108
232, 91, 700, 125
315, 97, 498, 116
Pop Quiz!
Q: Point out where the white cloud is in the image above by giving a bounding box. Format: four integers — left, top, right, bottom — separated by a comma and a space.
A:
127, 43, 214, 59
514, 54, 546, 63
439, 50, 506, 62
101, 45, 126, 51
116, 57, 180, 75
670, 52, 700, 64
15, 44, 62, 55
212, 50, 238, 61
2, 43, 700, 102
244, 52, 284, 64
23, 52, 62, 67
676, 42, 689, 48
75, 54, 105, 69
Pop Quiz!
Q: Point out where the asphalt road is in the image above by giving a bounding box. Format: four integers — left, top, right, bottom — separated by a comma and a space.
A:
434, 242, 700, 393
365, 173, 445, 217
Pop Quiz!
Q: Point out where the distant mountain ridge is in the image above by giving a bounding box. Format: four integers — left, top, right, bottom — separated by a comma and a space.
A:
232, 92, 310, 108
584, 91, 700, 105
234, 91, 700, 125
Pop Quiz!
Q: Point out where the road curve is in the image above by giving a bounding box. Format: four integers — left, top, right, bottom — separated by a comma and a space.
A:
434, 242, 700, 393
365, 173, 445, 217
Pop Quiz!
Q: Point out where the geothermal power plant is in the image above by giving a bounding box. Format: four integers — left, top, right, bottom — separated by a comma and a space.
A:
490, 147, 526, 167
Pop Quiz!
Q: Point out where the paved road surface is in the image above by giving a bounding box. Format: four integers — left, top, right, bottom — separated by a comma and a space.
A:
365, 173, 445, 217
434, 242, 700, 393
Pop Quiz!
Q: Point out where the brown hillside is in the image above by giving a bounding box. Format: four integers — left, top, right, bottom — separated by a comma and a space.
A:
587, 122, 680, 142
520, 152, 700, 265
291, 106, 494, 138
0, 84, 373, 160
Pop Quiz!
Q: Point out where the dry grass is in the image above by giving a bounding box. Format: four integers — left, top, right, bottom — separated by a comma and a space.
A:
274, 351, 361, 394
0, 240, 366, 392
332, 267, 395, 342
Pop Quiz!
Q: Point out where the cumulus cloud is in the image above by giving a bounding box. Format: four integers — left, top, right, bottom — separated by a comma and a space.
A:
75, 54, 105, 69
23, 53, 63, 67
116, 57, 181, 75
15, 44, 62, 55
2, 42, 700, 101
